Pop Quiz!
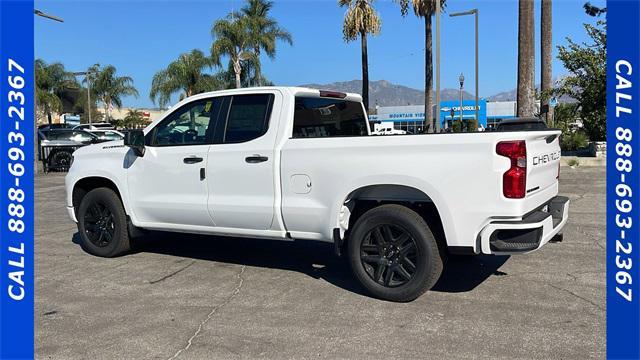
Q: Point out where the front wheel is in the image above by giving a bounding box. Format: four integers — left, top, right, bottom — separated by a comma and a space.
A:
347, 204, 444, 302
77, 187, 130, 257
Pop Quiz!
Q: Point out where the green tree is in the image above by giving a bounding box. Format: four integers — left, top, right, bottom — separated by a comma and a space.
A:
150, 49, 222, 108
553, 10, 606, 140
123, 109, 146, 129
71, 87, 103, 124
211, 16, 256, 89
88, 64, 139, 121
340, 0, 381, 112
35, 59, 77, 125
396, 0, 445, 133
237, 0, 292, 86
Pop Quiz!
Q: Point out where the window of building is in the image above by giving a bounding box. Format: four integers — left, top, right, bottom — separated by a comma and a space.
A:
293, 97, 368, 138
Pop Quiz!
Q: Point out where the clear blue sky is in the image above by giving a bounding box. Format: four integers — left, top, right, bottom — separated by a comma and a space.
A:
34, 0, 606, 108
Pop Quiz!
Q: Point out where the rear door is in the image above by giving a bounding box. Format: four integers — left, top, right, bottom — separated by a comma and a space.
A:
526, 131, 562, 195
206, 92, 280, 230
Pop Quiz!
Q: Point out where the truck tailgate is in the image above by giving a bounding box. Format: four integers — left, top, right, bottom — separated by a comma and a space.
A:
526, 131, 561, 196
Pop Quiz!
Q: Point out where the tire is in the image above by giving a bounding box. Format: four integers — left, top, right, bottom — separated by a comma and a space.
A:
347, 204, 444, 302
48, 150, 73, 171
77, 187, 130, 257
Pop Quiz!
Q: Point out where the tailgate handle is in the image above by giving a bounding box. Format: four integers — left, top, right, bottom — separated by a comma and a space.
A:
545, 134, 558, 143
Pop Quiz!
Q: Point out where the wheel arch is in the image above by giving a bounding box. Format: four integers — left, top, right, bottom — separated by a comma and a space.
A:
72, 176, 126, 218
334, 182, 453, 253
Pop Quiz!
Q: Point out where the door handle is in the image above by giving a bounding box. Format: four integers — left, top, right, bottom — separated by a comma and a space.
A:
183, 156, 203, 164
245, 155, 268, 163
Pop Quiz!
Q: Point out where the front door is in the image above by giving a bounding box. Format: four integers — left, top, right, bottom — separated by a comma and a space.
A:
207, 92, 280, 230
127, 97, 221, 228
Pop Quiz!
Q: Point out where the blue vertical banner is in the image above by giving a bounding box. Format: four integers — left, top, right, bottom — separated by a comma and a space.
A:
607, 0, 640, 359
0, 0, 35, 359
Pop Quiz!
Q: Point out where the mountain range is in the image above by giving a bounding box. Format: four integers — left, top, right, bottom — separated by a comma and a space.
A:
299, 79, 573, 107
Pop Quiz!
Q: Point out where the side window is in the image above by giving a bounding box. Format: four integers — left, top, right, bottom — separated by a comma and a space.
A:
223, 94, 273, 143
293, 97, 368, 138
151, 98, 219, 146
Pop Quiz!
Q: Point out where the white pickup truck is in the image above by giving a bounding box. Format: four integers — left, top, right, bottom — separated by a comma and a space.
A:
65, 87, 569, 302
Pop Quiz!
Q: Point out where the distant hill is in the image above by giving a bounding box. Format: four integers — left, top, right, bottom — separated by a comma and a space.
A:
300, 79, 575, 106
299, 80, 474, 107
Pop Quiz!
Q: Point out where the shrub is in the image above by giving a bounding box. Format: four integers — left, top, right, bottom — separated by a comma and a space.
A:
452, 120, 463, 133
466, 119, 478, 132
561, 131, 589, 151
567, 158, 580, 167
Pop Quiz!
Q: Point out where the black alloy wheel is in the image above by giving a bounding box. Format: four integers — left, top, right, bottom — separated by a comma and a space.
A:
360, 224, 418, 287
83, 202, 116, 248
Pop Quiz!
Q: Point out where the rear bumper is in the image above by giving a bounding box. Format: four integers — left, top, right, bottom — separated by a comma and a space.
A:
479, 196, 570, 255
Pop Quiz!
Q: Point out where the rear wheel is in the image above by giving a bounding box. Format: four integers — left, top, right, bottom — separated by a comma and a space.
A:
48, 150, 73, 171
77, 187, 130, 257
348, 204, 443, 302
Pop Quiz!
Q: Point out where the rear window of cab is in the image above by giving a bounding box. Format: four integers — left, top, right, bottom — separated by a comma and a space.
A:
293, 97, 368, 138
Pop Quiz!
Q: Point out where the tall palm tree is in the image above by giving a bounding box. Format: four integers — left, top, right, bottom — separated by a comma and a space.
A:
150, 49, 221, 108
541, 0, 553, 125
339, 0, 381, 112
211, 16, 256, 89
517, 0, 535, 117
237, 0, 292, 86
89, 64, 139, 121
397, 0, 445, 133
35, 59, 77, 125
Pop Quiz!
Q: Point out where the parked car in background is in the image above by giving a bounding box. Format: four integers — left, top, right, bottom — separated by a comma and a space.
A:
496, 118, 548, 131
90, 130, 125, 141
372, 123, 407, 135
39, 129, 106, 172
74, 122, 116, 131
38, 123, 74, 131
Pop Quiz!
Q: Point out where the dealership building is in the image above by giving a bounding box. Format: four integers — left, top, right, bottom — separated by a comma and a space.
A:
369, 100, 530, 133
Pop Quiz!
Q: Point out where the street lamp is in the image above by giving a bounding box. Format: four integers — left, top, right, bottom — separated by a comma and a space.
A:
450, 8, 479, 126
34, 9, 64, 22
72, 71, 93, 126
458, 73, 465, 127
34, 9, 64, 175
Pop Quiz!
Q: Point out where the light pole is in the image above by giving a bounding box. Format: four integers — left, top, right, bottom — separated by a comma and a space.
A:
72, 71, 93, 126
450, 9, 479, 125
34, 9, 64, 23
459, 73, 465, 129
34, 9, 64, 175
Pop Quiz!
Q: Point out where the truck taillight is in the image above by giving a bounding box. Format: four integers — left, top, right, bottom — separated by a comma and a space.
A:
496, 140, 527, 199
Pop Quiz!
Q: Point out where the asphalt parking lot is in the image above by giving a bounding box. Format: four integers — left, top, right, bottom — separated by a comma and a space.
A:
35, 165, 605, 359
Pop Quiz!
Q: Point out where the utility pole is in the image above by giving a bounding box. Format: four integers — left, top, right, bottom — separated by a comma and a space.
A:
450, 9, 479, 128
459, 73, 465, 128
34, 9, 63, 175
72, 71, 93, 125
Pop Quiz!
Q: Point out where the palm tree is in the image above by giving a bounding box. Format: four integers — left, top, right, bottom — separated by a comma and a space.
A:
150, 49, 221, 108
541, 0, 553, 125
397, 0, 445, 133
35, 59, 77, 125
517, 0, 535, 117
211, 16, 256, 89
124, 109, 146, 129
237, 0, 292, 86
339, 0, 381, 112
89, 64, 139, 121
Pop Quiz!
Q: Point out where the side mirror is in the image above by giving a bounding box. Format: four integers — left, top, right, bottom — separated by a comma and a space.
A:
124, 130, 145, 157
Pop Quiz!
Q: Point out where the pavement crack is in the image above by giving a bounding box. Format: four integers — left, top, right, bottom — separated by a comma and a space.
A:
547, 283, 605, 312
148, 260, 196, 284
167, 265, 246, 360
